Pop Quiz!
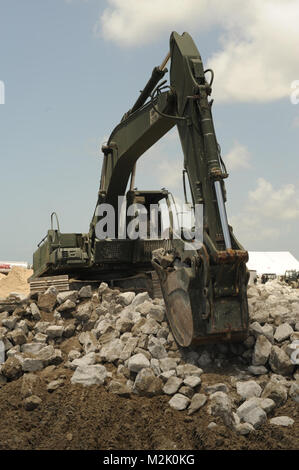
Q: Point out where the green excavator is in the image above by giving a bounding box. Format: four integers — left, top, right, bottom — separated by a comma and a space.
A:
31, 32, 249, 347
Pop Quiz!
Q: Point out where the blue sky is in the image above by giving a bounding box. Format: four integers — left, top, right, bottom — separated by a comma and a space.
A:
0, 0, 298, 263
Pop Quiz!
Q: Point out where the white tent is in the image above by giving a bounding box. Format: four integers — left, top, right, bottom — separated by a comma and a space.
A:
247, 252, 299, 276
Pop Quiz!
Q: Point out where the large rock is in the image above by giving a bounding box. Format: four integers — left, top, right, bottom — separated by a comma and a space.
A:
183, 376, 201, 388
236, 399, 258, 420
78, 332, 97, 354
128, 353, 150, 373
148, 337, 167, 359
30, 303, 41, 321
108, 380, 132, 397
34, 321, 51, 334
249, 322, 264, 338
243, 396, 275, 414
160, 370, 176, 382
22, 358, 44, 372
46, 325, 64, 339
261, 324, 274, 343
252, 335, 272, 365
57, 299, 76, 313
135, 300, 154, 316
38, 292, 57, 312
1, 357, 22, 380
188, 393, 207, 415
159, 358, 178, 372
169, 393, 191, 411
99, 339, 123, 363
133, 367, 163, 396
119, 337, 138, 361
131, 292, 150, 308
18, 320, 29, 335
71, 352, 96, 369
8, 329, 27, 346
236, 399, 267, 429
21, 342, 45, 355
148, 305, 165, 323
208, 392, 234, 428
270, 416, 294, 427
94, 319, 114, 337
57, 291, 78, 305
274, 323, 294, 342
176, 364, 203, 379
236, 380, 262, 400
269, 346, 295, 376
135, 301, 165, 322
139, 318, 160, 335
71, 364, 107, 386
115, 312, 134, 334
150, 358, 161, 376
78, 286, 92, 299
242, 407, 267, 429
261, 381, 287, 407
117, 292, 135, 306
74, 302, 92, 322
1, 316, 18, 330
63, 323, 76, 338
163, 376, 183, 395
37, 345, 63, 366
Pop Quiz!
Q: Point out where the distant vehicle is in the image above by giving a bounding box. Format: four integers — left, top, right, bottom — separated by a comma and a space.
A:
261, 273, 276, 284
284, 270, 299, 288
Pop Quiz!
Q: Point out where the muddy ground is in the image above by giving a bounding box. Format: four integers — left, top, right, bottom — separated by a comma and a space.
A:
0, 366, 298, 451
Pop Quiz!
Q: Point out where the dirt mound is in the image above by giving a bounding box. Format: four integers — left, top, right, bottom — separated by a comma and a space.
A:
0, 267, 32, 299
0, 367, 297, 450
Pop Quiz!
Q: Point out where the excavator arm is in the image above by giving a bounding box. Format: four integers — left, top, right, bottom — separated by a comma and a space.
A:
91, 32, 249, 346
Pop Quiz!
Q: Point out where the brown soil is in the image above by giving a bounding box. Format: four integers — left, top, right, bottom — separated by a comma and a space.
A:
0, 267, 33, 299
0, 367, 298, 450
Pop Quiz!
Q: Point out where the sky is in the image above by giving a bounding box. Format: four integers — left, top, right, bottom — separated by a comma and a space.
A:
0, 0, 298, 264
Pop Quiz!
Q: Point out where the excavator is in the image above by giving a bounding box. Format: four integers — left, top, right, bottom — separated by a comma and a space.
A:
30, 32, 249, 347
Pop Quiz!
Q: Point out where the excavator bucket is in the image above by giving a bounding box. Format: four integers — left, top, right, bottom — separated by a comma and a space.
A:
154, 262, 195, 347
152, 245, 249, 347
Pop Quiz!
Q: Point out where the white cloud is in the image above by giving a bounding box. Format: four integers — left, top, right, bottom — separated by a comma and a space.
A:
224, 141, 251, 171
98, 0, 299, 102
248, 178, 299, 220
230, 177, 299, 244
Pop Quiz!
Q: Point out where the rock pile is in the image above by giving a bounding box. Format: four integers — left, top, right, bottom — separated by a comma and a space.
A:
0, 278, 298, 436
